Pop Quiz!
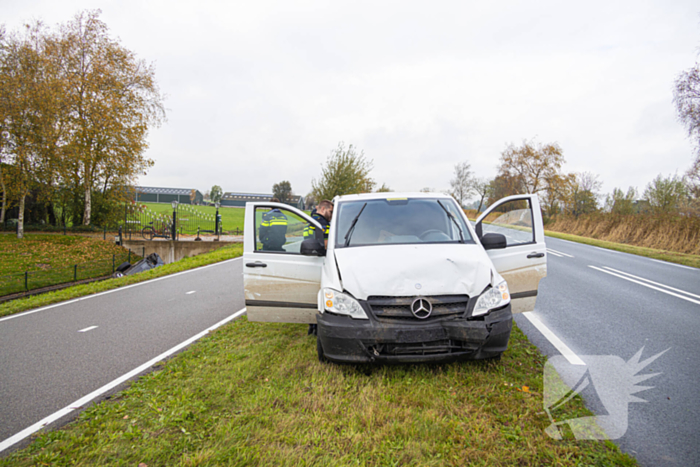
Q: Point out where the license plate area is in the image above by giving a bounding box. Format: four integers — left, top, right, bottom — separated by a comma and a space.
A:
396, 328, 447, 343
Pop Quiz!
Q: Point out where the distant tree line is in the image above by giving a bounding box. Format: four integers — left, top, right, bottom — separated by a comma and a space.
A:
0, 10, 165, 238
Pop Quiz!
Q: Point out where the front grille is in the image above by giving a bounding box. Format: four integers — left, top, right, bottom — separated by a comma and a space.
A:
366, 295, 469, 321
369, 339, 478, 356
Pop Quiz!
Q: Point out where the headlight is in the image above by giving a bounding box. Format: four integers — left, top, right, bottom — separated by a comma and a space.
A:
472, 281, 510, 317
322, 288, 368, 320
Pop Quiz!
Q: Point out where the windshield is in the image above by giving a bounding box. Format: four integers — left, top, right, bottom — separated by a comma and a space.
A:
335, 198, 474, 248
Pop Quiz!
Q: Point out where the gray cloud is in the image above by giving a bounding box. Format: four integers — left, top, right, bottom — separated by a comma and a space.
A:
3, 0, 699, 199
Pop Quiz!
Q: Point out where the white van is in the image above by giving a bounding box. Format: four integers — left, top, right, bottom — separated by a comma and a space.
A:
242, 193, 546, 363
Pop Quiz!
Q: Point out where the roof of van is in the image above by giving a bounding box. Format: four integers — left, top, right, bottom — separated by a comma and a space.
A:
335, 192, 453, 203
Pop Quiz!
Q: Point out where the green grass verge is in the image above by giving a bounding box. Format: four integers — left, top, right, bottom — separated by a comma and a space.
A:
545, 230, 700, 269
0, 234, 140, 297
0, 234, 132, 276
142, 202, 245, 232
0, 244, 243, 319
0, 321, 635, 466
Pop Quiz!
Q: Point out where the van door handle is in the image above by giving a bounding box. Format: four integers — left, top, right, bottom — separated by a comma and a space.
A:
246, 262, 267, 268
527, 252, 545, 259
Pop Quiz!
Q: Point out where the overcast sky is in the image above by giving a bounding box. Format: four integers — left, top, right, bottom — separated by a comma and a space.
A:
4, 0, 700, 200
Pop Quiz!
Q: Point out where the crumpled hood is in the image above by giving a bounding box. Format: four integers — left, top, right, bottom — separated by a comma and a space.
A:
333, 244, 494, 300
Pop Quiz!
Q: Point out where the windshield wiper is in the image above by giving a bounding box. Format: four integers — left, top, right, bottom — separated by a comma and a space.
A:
437, 200, 465, 243
344, 202, 367, 247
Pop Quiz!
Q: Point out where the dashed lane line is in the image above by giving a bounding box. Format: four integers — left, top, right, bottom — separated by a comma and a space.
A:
0, 257, 243, 324
0, 307, 247, 454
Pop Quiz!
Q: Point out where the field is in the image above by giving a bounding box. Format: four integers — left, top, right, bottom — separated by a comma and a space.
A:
1, 319, 635, 466
142, 202, 245, 232
0, 234, 137, 297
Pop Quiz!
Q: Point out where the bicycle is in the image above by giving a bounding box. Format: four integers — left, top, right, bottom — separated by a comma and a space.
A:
141, 221, 172, 240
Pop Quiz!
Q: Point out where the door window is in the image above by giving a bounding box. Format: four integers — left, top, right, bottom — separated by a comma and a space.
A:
254, 206, 309, 254
480, 199, 534, 246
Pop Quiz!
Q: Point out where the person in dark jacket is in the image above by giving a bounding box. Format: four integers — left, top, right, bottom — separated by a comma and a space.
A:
259, 198, 288, 251
303, 199, 333, 248
305, 199, 333, 335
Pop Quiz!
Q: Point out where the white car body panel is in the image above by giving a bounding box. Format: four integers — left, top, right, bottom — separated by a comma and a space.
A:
243, 203, 323, 323
475, 194, 547, 313
333, 244, 493, 300
243, 192, 546, 322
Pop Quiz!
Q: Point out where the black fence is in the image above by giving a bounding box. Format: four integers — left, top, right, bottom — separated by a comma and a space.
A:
120, 203, 226, 240
0, 250, 140, 298
0, 203, 243, 239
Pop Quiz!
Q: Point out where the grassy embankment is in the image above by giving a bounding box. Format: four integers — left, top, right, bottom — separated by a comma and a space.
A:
0, 243, 243, 318
0, 234, 140, 298
0, 319, 635, 466
465, 210, 700, 269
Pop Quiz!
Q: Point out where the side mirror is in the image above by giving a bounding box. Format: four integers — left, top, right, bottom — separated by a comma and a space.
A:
301, 238, 326, 256
481, 233, 506, 250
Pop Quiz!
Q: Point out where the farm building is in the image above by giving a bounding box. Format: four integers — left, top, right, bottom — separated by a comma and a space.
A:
135, 187, 204, 205
221, 192, 305, 209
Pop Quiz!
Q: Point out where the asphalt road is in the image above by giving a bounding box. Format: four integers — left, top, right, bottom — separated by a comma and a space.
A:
1, 240, 698, 466
0, 257, 245, 449
516, 237, 699, 467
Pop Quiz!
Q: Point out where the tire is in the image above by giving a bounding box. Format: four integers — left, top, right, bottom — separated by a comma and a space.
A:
142, 227, 154, 240
113, 271, 124, 278
317, 335, 327, 363
116, 261, 131, 273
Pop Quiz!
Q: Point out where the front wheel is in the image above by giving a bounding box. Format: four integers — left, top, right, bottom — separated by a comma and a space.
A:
142, 227, 154, 240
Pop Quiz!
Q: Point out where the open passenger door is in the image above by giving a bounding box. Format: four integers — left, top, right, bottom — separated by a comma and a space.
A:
475, 194, 547, 313
243, 202, 324, 323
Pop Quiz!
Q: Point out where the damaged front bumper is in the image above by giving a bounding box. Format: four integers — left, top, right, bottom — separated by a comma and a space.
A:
317, 303, 512, 364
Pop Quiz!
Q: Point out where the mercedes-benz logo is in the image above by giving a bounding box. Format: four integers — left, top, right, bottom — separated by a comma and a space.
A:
410, 297, 433, 319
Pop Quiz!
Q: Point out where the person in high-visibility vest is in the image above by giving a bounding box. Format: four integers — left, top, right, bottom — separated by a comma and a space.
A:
303, 199, 333, 248
304, 199, 333, 336
259, 198, 288, 251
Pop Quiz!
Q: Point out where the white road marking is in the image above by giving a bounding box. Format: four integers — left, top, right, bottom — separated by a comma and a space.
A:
589, 266, 700, 306
602, 267, 700, 300
521, 312, 585, 366
647, 258, 697, 271
78, 326, 98, 333
0, 307, 247, 454
0, 257, 243, 323
186, 291, 196, 295
547, 248, 573, 258
546, 249, 564, 258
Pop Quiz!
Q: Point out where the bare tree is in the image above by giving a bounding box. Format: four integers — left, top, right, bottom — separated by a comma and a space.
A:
449, 161, 474, 207
472, 177, 492, 212
563, 172, 602, 217
674, 58, 700, 209
674, 60, 700, 154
